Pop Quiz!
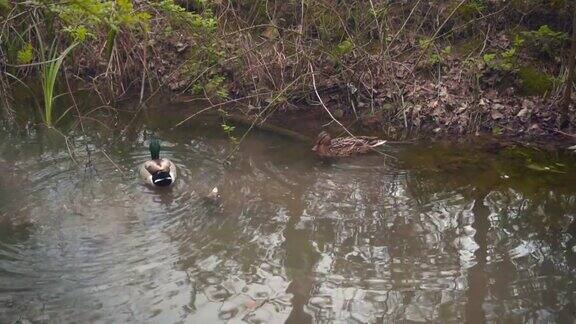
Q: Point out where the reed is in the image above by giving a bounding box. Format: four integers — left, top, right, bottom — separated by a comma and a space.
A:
33, 20, 77, 127
40, 43, 77, 127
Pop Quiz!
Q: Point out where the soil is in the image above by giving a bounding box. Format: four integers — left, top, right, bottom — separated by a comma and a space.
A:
170, 94, 576, 152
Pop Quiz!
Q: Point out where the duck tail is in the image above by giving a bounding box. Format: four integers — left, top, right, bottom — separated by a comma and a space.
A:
152, 171, 173, 187
371, 140, 387, 148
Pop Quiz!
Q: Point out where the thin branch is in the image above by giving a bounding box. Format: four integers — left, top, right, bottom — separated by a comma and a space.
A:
309, 63, 394, 158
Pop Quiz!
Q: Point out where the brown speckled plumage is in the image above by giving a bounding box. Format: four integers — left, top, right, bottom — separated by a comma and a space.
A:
312, 131, 386, 157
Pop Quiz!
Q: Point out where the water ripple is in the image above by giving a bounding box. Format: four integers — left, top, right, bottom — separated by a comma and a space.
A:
0, 123, 574, 323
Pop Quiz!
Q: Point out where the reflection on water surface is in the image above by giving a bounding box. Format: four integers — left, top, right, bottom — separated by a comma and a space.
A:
0, 108, 575, 323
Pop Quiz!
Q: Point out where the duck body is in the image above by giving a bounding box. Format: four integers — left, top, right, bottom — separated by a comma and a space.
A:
312, 131, 386, 158
202, 187, 223, 211
139, 139, 178, 187
206, 187, 221, 203
139, 158, 177, 187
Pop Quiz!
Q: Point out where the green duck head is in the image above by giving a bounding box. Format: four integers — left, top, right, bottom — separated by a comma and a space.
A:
149, 139, 161, 160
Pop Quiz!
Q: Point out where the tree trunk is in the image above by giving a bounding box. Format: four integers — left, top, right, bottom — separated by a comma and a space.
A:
560, 7, 576, 112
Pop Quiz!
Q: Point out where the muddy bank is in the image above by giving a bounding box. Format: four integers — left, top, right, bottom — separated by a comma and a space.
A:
2, 0, 576, 148
160, 95, 576, 152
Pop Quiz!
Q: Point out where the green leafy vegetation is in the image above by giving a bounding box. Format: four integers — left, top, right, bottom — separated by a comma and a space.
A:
333, 39, 354, 57
154, 0, 215, 30
221, 121, 238, 143
41, 43, 78, 127
16, 43, 34, 64
0, 0, 10, 15
518, 66, 555, 96
0, 0, 574, 137
52, 0, 151, 59
520, 25, 568, 58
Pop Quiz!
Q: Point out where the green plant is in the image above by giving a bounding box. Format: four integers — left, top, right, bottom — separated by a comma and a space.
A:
67, 25, 91, 42
37, 35, 77, 127
205, 75, 228, 99
418, 37, 433, 49
16, 43, 34, 64
521, 25, 568, 58
455, 0, 485, 20
333, 39, 354, 57
153, 0, 221, 98
221, 123, 235, 134
433, 45, 452, 65
0, 0, 10, 16
52, 0, 151, 59
153, 0, 216, 31
482, 36, 524, 72
221, 122, 238, 143
499, 47, 517, 71
184, 64, 225, 98
483, 53, 496, 64
419, 37, 451, 66
517, 66, 555, 95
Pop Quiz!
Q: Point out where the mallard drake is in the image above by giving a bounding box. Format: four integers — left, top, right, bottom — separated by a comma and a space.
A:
312, 131, 386, 157
139, 139, 177, 187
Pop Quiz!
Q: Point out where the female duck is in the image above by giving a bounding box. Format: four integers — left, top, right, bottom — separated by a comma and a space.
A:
312, 131, 386, 158
139, 139, 177, 187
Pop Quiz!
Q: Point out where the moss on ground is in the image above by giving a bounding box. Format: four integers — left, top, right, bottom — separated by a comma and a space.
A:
517, 66, 555, 96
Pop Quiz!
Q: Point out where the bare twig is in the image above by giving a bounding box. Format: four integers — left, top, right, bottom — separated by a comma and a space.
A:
413, 0, 468, 70
101, 149, 126, 177
561, 6, 576, 112
223, 74, 308, 161
309, 63, 394, 158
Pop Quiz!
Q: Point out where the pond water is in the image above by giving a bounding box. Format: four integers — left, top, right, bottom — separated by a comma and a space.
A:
0, 102, 575, 323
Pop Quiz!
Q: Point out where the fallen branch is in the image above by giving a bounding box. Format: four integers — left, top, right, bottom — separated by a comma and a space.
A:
218, 110, 313, 143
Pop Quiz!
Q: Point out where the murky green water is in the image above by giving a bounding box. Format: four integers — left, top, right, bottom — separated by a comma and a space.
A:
0, 102, 575, 323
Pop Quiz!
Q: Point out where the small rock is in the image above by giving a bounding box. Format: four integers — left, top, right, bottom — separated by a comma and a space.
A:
221, 277, 246, 295
517, 107, 530, 118
491, 110, 504, 120
309, 296, 331, 307
382, 103, 393, 110
204, 285, 230, 301
528, 124, 541, 131
169, 80, 188, 91
175, 42, 189, 53
456, 104, 468, 114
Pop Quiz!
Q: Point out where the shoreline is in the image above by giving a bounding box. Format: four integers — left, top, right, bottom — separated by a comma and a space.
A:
165, 94, 576, 152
